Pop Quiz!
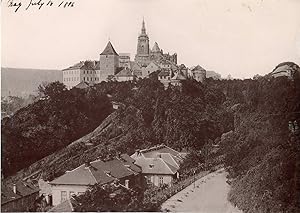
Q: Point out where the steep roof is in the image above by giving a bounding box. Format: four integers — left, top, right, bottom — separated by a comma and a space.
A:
63, 61, 98, 71
115, 68, 134, 77
49, 155, 138, 186
100, 41, 119, 56
74, 81, 89, 89
171, 71, 186, 80
152, 42, 161, 52
191, 65, 206, 71
1, 181, 40, 205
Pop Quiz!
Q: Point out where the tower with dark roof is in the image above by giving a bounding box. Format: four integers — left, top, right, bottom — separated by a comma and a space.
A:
134, 19, 150, 66
99, 41, 119, 81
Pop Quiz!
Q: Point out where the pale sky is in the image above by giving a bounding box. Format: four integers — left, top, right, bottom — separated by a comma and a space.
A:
1, 0, 300, 78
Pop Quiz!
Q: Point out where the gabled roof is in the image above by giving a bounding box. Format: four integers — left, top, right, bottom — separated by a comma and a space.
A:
63, 61, 98, 71
171, 71, 186, 80
49, 155, 138, 186
1, 181, 40, 205
146, 61, 161, 69
115, 68, 134, 77
100, 41, 119, 56
191, 65, 206, 71
130, 61, 142, 71
134, 157, 177, 175
152, 42, 161, 52
74, 81, 89, 89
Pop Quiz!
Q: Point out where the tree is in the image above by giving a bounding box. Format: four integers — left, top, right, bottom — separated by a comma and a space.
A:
38, 81, 67, 100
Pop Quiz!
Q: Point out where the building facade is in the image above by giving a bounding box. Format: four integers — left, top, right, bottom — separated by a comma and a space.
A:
49, 154, 141, 206
131, 144, 186, 187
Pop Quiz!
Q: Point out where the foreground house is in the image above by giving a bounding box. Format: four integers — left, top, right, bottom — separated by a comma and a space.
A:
1, 181, 40, 212
49, 154, 141, 206
131, 144, 186, 187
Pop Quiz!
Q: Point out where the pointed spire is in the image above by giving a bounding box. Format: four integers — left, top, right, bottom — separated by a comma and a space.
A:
152, 42, 160, 52
141, 18, 146, 35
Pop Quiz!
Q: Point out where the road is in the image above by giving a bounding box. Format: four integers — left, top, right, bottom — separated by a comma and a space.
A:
161, 169, 243, 213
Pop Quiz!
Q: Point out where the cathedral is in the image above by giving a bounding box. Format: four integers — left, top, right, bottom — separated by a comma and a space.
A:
62, 19, 205, 89
134, 19, 177, 67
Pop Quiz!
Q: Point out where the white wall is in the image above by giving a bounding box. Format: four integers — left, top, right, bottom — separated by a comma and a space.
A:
51, 184, 88, 206
146, 174, 173, 187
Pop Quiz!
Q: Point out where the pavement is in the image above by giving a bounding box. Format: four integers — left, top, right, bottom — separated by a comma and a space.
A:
161, 168, 243, 213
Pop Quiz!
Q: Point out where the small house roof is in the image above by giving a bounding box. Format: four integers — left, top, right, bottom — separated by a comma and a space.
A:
115, 68, 134, 77
49, 155, 139, 186
1, 181, 40, 205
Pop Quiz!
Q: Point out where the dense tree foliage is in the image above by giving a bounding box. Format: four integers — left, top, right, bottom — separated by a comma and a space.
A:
2, 78, 232, 181
217, 76, 300, 212
2, 82, 113, 177
74, 183, 160, 212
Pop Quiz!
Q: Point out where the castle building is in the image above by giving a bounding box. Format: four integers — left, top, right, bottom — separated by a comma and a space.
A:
134, 19, 177, 67
119, 53, 131, 68
99, 41, 120, 82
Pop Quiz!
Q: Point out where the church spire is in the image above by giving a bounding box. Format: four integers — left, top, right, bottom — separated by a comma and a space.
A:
141, 18, 146, 35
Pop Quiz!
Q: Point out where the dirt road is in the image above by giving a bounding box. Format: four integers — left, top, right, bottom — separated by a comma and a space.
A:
161, 169, 242, 213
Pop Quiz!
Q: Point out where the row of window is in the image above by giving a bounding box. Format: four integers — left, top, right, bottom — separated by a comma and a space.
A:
159, 76, 171, 80
83, 70, 99, 74
64, 70, 80, 75
61, 191, 84, 202
64, 77, 80, 82
63, 70, 100, 75
83, 77, 100, 81
146, 176, 164, 186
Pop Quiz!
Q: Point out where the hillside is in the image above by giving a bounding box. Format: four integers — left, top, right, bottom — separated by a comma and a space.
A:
212, 75, 300, 212
2, 78, 232, 182
1, 67, 62, 97
2, 64, 300, 212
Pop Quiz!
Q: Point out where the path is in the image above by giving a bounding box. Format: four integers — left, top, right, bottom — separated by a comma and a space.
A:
161, 168, 243, 213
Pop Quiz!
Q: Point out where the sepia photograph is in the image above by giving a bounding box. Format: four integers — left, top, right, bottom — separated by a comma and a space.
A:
1, 0, 300, 212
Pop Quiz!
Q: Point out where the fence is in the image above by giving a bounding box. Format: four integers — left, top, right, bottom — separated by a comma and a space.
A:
145, 170, 210, 207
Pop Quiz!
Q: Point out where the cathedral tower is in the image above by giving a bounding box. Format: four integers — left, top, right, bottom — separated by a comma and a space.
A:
134, 19, 150, 66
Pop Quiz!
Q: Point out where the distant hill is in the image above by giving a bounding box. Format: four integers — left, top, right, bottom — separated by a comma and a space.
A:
1, 67, 62, 97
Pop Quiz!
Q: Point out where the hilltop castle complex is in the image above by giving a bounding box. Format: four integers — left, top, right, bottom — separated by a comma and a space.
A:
62, 19, 206, 89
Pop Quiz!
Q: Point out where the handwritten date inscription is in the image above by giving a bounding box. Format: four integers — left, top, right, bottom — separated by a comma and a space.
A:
7, 0, 75, 12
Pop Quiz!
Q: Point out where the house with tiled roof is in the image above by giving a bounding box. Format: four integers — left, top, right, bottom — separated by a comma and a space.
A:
142, 61, 161, 78
131, 144, 186, 187
1, 181, 40, 212
49, 154, 141, 206
115, 67, 135, 82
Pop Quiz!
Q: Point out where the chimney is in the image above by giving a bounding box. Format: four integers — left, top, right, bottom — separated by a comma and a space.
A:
136, 149, 141, 156
13, 184, 17, 194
